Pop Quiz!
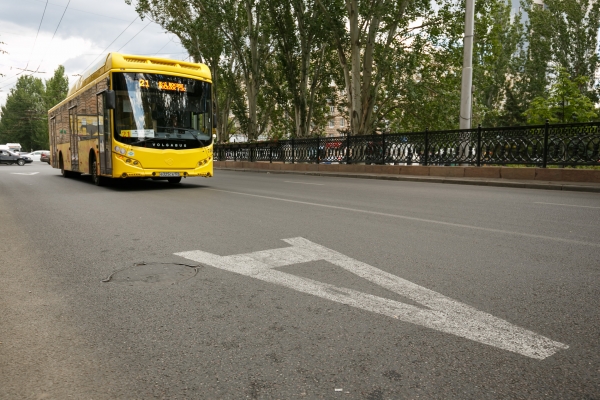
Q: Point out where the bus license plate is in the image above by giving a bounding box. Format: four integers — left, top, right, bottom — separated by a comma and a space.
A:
159, 172, 180, 177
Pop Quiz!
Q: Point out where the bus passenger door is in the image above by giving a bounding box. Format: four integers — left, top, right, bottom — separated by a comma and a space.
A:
96, 92, 112, 175
68, 106, 79, 171
50, 117, 57, 168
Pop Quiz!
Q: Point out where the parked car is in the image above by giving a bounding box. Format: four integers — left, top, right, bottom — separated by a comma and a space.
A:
40, 151, 51, 164
21, 150, 50, 162
0, 150, 32, 166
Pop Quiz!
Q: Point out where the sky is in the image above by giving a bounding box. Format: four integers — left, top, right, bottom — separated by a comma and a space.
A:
0, 0, 189, 107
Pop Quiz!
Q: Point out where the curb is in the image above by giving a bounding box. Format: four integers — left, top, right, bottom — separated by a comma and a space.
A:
215, 168, 600, 193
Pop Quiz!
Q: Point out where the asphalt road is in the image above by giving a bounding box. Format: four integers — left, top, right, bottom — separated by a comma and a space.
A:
1, 163, 599, 399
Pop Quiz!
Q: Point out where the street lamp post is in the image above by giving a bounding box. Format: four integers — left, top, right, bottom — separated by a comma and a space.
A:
459, 0, 475, 165
459, 0, 475, 131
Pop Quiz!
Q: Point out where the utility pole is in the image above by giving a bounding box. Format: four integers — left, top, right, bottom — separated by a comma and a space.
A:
459, 0, 475, 131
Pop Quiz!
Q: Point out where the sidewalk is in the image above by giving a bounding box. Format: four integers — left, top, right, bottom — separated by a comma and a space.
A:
215, 166, 600, 193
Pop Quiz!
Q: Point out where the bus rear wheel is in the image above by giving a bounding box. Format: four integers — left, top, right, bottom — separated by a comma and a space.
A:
167, 177, 182, 184
91, 158, 104, 186
60, 155, 71, 177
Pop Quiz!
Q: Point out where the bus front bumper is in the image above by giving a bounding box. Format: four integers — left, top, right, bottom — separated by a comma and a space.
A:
112, 155, 213, 179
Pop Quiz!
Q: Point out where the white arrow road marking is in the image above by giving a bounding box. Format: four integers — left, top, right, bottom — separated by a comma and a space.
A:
11, 172, 39, 175
175, 237, 568, 360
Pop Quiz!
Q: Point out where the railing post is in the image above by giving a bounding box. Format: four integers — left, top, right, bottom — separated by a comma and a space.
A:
316, 135, 320, 164
424, 128, 429, 166
269, 142, 273, 163
371, 132, 375, 165
346, 132, 351, 164
250, 145, 254, 163
234, 146, 237, 162
542, 119, 549, 168
382, 130, 386, 165
476, 124, 482, 167
292, 137, 295, 164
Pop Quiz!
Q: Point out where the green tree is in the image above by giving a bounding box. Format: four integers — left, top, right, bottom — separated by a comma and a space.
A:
543, 0, 600, 98
44, 65, 69, 110
524, 67, 598, 124
0, 66, 67, 150
389, 0, 522, 131
317, 0, 438, 135
129, 0, 272, 141
0, 75, 47, 151
506, 0, 600, 124
265, 0, 338, 138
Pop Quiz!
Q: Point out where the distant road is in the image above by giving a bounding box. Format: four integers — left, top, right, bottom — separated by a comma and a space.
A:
1, 163, 599, 399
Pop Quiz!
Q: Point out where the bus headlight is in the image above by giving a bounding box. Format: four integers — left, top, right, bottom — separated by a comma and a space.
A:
198, 157, 212, 166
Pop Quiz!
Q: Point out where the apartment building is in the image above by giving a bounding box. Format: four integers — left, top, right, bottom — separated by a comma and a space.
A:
324, 103, 347, 137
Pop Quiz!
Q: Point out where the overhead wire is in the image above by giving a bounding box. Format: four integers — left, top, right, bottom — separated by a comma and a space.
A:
153, 39, 173, 56
24, 0, 132, 22
1, 6, 190, 95
116, 21, 152, 52
23, 0, 49, 73
0, 0, 49, 88
33, 0, 71, 73
78, 16, 138, 75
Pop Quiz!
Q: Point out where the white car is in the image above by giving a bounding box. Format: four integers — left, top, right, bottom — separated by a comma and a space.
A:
21, 150, 50, 162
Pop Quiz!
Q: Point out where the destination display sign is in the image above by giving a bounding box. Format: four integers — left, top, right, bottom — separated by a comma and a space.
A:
138, 79, 187, 92
158, 81, 186, 91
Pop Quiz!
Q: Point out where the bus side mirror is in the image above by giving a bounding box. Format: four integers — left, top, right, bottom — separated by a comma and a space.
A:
213, 114, 217, 128
106, 90, 116, 110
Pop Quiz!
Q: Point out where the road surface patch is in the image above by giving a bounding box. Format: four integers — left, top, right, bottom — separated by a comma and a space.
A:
102, 262, 201, 286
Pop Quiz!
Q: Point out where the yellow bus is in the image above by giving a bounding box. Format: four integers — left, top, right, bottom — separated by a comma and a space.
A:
48, 53, 214, 185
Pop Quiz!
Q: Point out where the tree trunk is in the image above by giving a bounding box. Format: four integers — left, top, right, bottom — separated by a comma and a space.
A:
348, 0, 360, 136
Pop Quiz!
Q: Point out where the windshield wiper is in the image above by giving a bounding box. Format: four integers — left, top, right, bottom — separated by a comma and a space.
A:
157, 126, 208, 146
129, 137, 157, 146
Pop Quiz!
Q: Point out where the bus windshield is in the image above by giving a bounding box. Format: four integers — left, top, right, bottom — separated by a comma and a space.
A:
113, 72, 212, 149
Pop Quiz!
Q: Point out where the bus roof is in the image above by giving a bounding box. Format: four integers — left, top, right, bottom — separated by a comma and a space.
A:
67, 53, 211, 97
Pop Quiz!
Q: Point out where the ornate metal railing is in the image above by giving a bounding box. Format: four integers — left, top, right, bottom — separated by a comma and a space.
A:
214, 121, 600, 167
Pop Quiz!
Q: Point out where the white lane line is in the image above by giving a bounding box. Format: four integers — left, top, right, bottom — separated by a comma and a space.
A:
175, 237, 568, 360
208, 188, 600, 248
284, 181, 325, 186
535, 202, 600, 210
11, 172, 40, 175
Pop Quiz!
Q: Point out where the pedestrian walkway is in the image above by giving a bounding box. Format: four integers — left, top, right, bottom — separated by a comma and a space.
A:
215, 166, 600, 193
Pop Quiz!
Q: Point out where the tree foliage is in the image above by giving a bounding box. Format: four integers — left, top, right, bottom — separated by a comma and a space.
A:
505, 0, 600, 125
524, 67, 598, 124
45, 65, 69, 111
124, 0, 600, 137
0, 66, 68, 151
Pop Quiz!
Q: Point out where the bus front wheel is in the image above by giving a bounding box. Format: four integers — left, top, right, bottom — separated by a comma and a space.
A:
168, 177, 182, 184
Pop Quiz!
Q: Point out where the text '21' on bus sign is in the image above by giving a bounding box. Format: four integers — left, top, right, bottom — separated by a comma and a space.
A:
139, 79, 186, 92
